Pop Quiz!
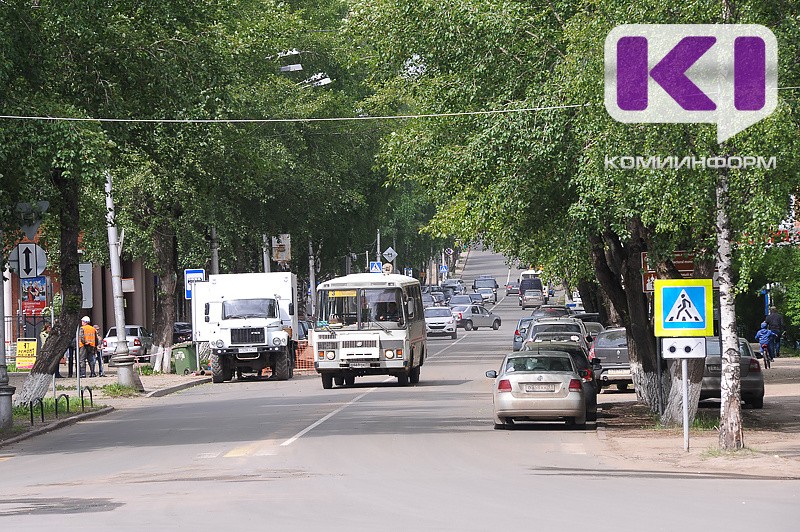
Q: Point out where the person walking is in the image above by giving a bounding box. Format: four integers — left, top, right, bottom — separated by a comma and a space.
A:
765, 306, 785, 358
755, 322, 777, 362
79, 316, 99, 378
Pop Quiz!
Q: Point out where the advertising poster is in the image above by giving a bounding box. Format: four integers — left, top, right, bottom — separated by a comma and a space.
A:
16, 338, 37, 371
21, 276, 47, 316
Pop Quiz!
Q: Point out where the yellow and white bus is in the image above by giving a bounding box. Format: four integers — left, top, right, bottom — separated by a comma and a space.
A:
312, 273, 427, 389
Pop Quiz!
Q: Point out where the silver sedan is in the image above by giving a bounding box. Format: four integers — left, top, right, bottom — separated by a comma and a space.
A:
451, 304, 501, 331
486, 352, 588, 429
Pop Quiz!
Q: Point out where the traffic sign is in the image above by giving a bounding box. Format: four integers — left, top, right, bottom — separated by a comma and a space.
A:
445, 247, 454, 256
8, 243, 47, 279
439, 264, 449, 273
369, 261, 383, 273
404, 267, 413, 276
654, 279, 714, 337
661, 337, 707, 359
184, 268, 206, 299
383, 247, 397, 263
79, 263, 93, 308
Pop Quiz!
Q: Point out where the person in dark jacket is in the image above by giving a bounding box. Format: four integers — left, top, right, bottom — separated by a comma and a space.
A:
755, 322, 777, 361
764, 306, 785, 357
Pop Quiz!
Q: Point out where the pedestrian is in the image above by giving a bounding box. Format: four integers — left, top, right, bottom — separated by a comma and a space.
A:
755, 321, 777, 361
765, 306, 785, 358
94, 323, 104, 377
79, 316, 99, 378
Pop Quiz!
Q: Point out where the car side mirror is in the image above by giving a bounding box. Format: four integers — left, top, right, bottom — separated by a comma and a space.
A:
485, 370, 497, 378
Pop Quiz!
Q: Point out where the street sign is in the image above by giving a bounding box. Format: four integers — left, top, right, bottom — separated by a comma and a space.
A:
404, 267, 413, 276
383, 246, 397, 263
369, 261, 383, 273
661, 337, 707, 359
271, 234, 291, 262
184, 268, 206, 299
439, 264, 449, 273
8, 243, 47, 279
79, 263, 93, 308
445, 248, 454, 256
654, 279, 714, 337
382, 263, 393, 274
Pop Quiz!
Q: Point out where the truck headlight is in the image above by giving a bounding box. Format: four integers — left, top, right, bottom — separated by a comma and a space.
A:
214, 340, 224, 348
384, 349, 395, 359
326, 351, 336, 360
272, 337, 282, 346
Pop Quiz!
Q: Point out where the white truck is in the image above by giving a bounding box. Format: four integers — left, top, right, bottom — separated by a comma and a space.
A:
191, 272, 298, 383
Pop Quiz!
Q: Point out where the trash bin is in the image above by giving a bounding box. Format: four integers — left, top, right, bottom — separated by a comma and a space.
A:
172, 342, 197, 375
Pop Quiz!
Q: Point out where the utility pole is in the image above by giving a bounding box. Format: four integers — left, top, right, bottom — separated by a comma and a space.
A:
262, 234, 271, 273
376, 229, 381, 263
308, 239, 316, 317
0, 237, 14, 429
105, 173, 144, 391
210, 226, 219, 275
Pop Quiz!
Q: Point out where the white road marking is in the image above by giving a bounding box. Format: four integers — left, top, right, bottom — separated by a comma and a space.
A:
280, 379, 392, 447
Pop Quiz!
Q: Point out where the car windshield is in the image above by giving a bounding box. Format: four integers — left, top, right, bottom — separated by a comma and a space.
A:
596, 329, 627, 348
425, 308, 453, 318
222, 298, 278, 320
107, 327, 141, 337
505, 355, 574, 373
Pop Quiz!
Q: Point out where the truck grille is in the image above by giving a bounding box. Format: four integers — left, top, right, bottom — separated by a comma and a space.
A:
317, 342, 338, 350
317, 334, 336, 340
231, 328, 265, 345
342, 340, 377, 349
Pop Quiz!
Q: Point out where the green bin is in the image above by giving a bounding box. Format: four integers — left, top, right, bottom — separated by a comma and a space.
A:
172, 342, 198, 375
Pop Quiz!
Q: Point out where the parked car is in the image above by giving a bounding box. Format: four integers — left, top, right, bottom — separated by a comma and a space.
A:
584, 321, 605, 338
101, 325, 154, 362
520, 289, 545, 309
173, 322, 192, 343
486, 351, 590, 429
522, 339, 601, 419
505, 280, 520, 295
530, 305, 571, 320
588, 327, 632, 391
448, 294, 474, 307
700, 337, 764, 408
450, 304, 501, 331
512, 317, 535, 351
476, 287, 497, 304
424, 307, 458, 340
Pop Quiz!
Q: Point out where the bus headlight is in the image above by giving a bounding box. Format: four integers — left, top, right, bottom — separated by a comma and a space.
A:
384, 350, 395, 359
326, 351, 336, 360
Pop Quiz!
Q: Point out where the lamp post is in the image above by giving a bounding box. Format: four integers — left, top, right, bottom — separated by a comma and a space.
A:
0, 241, 14, 429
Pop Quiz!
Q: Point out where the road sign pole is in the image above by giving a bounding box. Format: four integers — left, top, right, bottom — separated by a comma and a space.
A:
0, 235, 15, 429
682, 358, 690, 452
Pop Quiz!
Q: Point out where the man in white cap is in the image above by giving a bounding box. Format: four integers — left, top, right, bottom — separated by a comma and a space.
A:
79, 316, 99, 378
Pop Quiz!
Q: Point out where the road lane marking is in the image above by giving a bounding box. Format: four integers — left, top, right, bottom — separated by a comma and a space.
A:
280, 379, 392, 447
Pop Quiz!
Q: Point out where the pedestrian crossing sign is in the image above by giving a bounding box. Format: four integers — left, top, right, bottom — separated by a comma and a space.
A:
654, 279, 714, 337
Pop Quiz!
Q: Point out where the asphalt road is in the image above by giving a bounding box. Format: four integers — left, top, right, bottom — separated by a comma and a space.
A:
0, 249, 796, 530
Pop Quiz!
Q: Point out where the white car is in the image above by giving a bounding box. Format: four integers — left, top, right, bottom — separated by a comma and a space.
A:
101, 325, 154, 362
424, 307, 458, 340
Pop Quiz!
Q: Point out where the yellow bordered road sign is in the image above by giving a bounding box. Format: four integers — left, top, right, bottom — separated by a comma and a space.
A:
654, 279, 714, 337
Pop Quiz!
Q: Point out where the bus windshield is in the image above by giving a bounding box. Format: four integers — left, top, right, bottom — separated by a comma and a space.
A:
318, 288, 405, 329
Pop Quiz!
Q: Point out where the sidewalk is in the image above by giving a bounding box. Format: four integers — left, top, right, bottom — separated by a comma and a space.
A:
1, 367, 210, 447
597, 356, 800, 478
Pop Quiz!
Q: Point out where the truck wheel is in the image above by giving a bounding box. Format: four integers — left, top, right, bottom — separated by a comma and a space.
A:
273, 348, 291, 380
409, 365, 420, 384
397, 372, 409, 386
334, 375, 344, 386
211, 353, 225, 383
321, 373, 333, 389
222, 361, 233, 382
344, 374, 356, 386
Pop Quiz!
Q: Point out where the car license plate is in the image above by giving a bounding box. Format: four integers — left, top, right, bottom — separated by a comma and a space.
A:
608, 369, 630, 376
350, 362, 369, 368
238, 347, 257, 354
708, 364, 721, 372
525, 383, 555, 392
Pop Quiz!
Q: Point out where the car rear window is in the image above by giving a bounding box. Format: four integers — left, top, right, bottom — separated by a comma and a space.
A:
531, 307, 570, 318
596, 329, 627, 347
474, 279, 496, 289
532, 323, 581, 335
425, 308, 453, 318
705, 339, 749, 356
505, 355, 574, 373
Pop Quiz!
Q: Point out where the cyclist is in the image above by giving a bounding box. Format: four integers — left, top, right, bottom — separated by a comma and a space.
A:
755, 321, 777, 363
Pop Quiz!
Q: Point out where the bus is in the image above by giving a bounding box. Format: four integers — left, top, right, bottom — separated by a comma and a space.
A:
312, 273, 427, 389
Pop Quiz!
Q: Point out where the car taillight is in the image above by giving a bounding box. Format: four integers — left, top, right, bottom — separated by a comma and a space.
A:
568, 379, 582, 391
514, 329, 520, 337
458, 313, 463, 320
102, 340, 107, 347
133, 338, 141, 346
749, 358, 762, 372
498, 379, 512, 392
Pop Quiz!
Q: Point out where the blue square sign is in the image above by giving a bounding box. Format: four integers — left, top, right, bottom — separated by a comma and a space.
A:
654, 279, 714, 337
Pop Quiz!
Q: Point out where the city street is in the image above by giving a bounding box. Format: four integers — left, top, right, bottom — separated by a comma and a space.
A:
0, 250, 796, 530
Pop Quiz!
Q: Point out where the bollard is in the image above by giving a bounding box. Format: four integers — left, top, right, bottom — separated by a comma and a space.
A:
80, 386, 93, 412
29, 398, 45, 426
55, 394, 70, 418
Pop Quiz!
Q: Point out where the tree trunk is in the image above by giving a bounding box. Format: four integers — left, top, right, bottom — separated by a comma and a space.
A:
660, 358, 705, 426
152, 222, 177, 373
576, 278, 599, 313
717, 166, 744, 450
16, 168, 82, 405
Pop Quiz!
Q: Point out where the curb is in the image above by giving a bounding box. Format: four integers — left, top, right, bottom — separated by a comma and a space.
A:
145, 377, 212, 398
0, 406, 115, 449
